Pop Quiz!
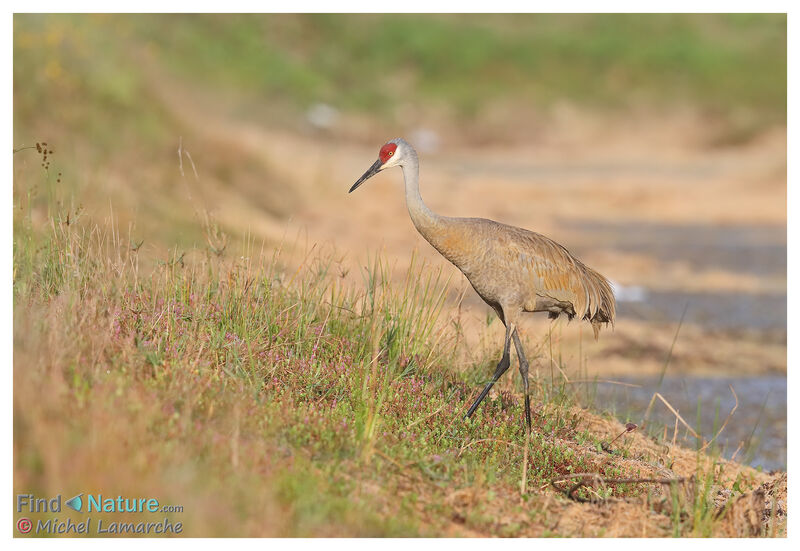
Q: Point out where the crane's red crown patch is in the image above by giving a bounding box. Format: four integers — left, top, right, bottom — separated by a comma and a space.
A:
379, 143, 397, 164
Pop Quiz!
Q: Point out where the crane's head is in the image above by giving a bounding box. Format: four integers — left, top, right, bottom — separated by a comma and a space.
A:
349, 138, 412, 193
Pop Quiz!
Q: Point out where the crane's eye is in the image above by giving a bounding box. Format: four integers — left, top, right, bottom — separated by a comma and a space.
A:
388, 151, 393, 156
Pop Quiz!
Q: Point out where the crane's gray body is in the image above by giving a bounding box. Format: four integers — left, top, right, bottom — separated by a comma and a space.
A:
389, 138, 615, 335
413, 213, 614, 333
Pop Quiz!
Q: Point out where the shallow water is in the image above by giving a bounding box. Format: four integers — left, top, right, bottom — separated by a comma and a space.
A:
616, 289, 786, 331
566, 220, 786, 279
564, 220, 786, 331
587, 375, 786, 471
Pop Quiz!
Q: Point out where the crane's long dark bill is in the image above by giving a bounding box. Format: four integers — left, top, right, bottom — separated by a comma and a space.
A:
349, 159, 382, 193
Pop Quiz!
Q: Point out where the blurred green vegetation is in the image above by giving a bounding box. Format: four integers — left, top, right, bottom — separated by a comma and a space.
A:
15, 13, 787, 140
139, 13, 787, 118
12, 13, 788, 255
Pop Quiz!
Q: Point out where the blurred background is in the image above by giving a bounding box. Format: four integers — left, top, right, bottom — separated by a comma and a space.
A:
14, 14, 786, 469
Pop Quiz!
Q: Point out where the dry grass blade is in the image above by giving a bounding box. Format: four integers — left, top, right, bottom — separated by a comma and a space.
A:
643, 392, 701, 440
286, 243, 318, 287
699, 384, 738, 452
456, 438, 522, 459
405, 399, 452, 430
177, 136, 184, 177
548, 356, 571, 383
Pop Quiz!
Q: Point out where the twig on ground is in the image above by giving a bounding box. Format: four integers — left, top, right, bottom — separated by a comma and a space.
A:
551, 472, 689, 503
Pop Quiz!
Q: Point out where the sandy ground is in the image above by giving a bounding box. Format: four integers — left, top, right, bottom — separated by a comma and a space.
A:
118, 69, 789, 380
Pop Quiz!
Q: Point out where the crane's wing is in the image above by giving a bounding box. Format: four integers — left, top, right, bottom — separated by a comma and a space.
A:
498, 224, 616, 336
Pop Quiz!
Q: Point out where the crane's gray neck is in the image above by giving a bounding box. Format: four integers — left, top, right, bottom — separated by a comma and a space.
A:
400, 153, 443, 236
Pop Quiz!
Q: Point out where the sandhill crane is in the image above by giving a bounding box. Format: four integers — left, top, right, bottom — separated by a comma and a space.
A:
350, 138, 615, 434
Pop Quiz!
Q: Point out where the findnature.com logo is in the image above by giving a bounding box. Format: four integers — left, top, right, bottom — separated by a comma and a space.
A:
16, 493, 185, 536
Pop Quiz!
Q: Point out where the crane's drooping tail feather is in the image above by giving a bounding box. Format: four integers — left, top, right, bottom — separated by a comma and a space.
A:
580, 263, 616, 339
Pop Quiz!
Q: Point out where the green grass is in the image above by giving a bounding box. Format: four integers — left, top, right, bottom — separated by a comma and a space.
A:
143, 14, 787, 119
13, 158, 784, 537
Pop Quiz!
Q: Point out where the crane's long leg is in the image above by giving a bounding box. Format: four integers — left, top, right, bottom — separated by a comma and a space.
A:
512, 329, 532, 433
466, 323, 513, 419
513, 327, 532, 495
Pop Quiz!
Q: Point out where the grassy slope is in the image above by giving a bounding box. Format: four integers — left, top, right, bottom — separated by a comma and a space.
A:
13, 175, 785, 537
13, 14, 786, 537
